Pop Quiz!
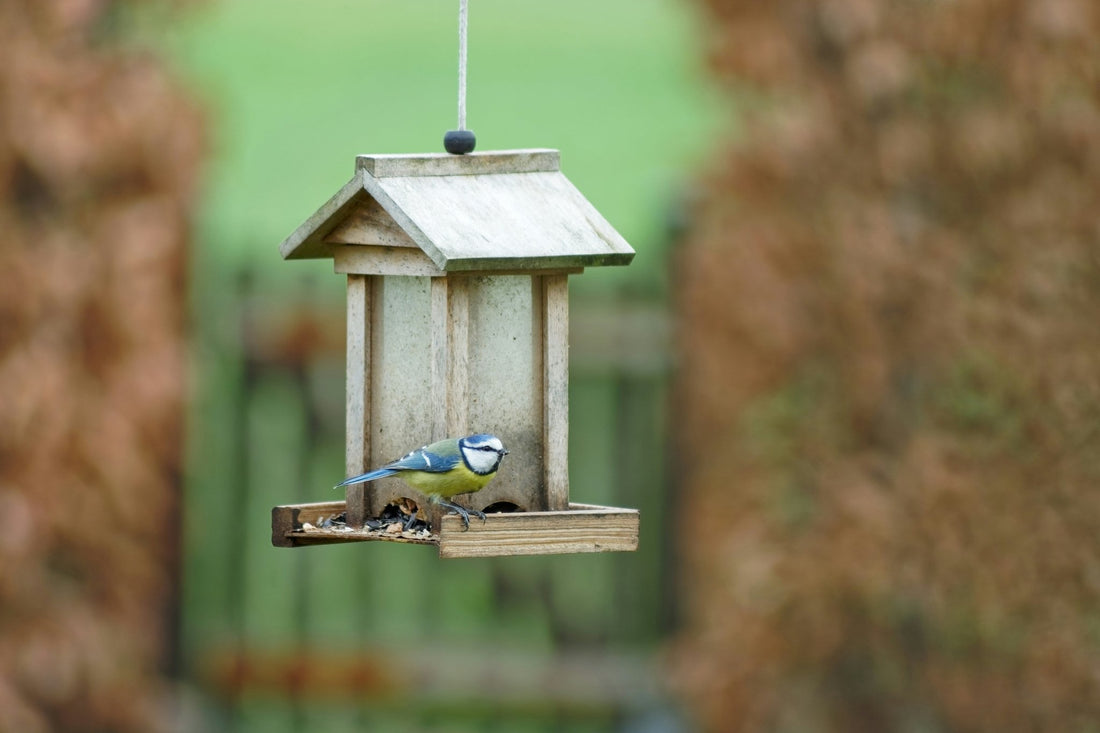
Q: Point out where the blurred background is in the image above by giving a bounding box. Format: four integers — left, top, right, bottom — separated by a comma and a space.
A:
1, 0, 1098, 732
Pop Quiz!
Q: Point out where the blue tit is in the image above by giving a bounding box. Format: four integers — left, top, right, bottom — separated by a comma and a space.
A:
335, 433, 508, 529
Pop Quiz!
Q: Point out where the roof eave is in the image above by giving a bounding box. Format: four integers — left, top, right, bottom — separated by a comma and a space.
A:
442, 251, 636, 273
279, 171, 366, 261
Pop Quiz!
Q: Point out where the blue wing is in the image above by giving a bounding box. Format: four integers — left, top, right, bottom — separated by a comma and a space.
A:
384, 446, 461, 474
334, 440, 461, 488
334, 467, 397, 488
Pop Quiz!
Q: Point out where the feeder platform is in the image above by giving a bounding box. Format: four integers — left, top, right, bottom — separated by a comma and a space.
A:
272, 501, 639, 559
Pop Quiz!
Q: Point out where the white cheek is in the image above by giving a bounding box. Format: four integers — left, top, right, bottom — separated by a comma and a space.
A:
464, 449, 498, 474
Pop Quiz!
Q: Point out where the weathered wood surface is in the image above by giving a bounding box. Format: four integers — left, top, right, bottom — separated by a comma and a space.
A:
278, 172, 361, 260
463, 274, 544, 513
345, 275, 371, 528
278, 527, 438, 549
542, 274, 570, 511
272, 501, 354, 548
356, 149, 560, 177
323, 196, 419, 248
437, 504, 639, 559
333, 246, 580, 277
272, 501, 639, 557
445, 277, 470, 438
334, 246, 445, 277
364, 168, 634, 271
429, 277, 451, 444
280, 149, 635, 272
366, 276, 436, 518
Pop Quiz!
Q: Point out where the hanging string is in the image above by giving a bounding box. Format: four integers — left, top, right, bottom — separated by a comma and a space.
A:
458, 0, 469, 131
444, 0, 475, 153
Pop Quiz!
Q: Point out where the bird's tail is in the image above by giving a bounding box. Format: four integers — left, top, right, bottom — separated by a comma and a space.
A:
334, 468, 397, 489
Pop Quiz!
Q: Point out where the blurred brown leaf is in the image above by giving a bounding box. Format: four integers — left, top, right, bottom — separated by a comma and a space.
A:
672, 0, 1100, 730
0, 2, 203, 732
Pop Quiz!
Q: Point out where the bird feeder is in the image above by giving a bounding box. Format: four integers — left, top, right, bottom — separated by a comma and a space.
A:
271, 149, 639, 557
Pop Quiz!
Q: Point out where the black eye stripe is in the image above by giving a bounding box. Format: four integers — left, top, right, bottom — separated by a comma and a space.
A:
464, 442, 502, 453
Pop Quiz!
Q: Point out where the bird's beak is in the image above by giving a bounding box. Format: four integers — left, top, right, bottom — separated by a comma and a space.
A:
502, 449, 510, 456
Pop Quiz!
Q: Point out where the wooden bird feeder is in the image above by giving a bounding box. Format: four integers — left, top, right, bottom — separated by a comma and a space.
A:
271, 149, 639, 557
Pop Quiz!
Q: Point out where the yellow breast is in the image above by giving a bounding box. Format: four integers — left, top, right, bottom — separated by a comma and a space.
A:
399, 464, 495, 498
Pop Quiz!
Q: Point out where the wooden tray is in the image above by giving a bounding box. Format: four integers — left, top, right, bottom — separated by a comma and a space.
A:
272, 501, 639, 558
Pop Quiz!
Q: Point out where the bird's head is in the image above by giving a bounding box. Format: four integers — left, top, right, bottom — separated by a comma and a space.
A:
459, 433, 508, 475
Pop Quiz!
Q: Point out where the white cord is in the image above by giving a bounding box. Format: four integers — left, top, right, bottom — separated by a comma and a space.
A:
458, 0, 468, 131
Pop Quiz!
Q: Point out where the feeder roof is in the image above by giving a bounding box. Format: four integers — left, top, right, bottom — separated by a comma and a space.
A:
279, 149, 635, 272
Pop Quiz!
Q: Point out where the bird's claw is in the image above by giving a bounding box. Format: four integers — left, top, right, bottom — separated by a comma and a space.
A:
435, 499, 487, 531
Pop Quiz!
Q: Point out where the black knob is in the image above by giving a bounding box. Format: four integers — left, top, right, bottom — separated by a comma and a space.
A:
444, 129, 477, 155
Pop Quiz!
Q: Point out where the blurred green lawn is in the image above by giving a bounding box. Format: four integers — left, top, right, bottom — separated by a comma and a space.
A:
154, 0, 725, 295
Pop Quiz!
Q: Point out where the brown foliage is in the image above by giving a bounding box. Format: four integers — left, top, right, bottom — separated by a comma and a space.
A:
0, 1, 203, 731
672, 0, 1100, 730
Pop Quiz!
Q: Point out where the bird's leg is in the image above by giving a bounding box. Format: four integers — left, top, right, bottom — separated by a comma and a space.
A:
402, 508, 418, 532
430, 496, 487, 531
